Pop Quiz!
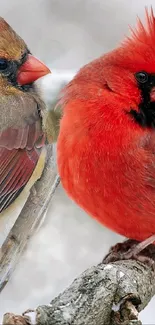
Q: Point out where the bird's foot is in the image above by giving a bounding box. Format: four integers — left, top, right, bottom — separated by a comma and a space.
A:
103, 236, 155, 269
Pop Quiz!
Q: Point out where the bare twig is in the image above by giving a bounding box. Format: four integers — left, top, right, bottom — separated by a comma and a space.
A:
2, 241, 155, 325
0, 144, 59, 292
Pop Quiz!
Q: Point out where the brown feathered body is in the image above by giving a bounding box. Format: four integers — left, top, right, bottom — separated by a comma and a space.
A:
0, 18, 50, 212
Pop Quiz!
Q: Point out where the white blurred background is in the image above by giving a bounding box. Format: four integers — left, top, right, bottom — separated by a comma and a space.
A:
0, 0, 155, 323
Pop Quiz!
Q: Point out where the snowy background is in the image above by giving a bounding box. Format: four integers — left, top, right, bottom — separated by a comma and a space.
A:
0, 0, 155, 323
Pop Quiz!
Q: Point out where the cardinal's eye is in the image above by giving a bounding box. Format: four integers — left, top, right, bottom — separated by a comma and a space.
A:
0, 59, 8, 70
135, 71, 148, 84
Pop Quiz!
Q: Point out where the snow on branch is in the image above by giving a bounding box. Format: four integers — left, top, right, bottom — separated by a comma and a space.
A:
2, 240, 155, 325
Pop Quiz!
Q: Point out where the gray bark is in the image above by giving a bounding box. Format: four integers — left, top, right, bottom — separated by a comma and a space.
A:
2, 251, 155, 325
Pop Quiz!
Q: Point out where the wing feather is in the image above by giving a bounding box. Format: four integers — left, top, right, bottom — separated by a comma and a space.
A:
0, 91, 46, 212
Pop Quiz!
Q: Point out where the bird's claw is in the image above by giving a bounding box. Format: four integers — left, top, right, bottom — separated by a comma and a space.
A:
102, 239, 155, 270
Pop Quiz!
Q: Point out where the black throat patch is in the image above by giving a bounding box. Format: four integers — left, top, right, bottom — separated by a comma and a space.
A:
129, 73, 155, 128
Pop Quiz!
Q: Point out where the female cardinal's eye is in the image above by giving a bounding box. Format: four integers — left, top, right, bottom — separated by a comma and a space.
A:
135, 71, 148, 84
0, 58, 8, 70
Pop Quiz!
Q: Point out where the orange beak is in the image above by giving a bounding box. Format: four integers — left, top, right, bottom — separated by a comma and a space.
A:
17, 54, 51, 85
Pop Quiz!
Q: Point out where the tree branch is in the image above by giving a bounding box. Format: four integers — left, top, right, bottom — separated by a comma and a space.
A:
2, 241, 155, 325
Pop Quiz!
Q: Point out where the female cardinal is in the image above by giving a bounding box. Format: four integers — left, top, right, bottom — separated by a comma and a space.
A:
57, 9, 155, 257
0, 17, 51, 214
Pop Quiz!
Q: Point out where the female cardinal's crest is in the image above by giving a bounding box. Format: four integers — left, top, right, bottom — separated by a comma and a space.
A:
0, 17, 25, 60
0, 17, 10, 31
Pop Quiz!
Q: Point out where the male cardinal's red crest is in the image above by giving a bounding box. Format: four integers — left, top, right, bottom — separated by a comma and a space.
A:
0, 18, 50, 212
57, 8, 155, 249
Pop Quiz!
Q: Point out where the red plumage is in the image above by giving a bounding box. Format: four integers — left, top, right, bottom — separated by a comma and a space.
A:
57, 8, 155, 242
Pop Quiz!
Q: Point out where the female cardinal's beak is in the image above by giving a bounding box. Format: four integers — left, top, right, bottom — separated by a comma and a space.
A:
17, 54, 51, 85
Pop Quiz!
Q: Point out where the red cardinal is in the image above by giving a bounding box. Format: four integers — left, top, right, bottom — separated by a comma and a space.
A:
0, 18, 50, 214
57, 9, 155, 255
